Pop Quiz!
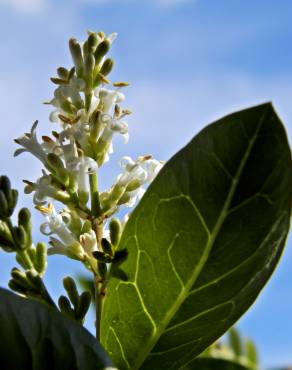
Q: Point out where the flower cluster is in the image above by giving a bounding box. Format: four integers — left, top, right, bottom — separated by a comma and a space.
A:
14, 31, 163, 271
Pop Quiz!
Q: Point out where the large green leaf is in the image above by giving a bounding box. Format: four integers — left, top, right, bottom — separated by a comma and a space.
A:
184, 357, 252, 370
101, 103, 292, 370
0, 288, 116, 370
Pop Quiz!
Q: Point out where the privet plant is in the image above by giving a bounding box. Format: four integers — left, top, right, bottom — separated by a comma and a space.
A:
0, 31, 291, 370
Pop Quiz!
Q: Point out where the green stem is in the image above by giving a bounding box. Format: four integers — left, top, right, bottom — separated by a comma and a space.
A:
95, 270, 108, 341
89, 172, 101, 217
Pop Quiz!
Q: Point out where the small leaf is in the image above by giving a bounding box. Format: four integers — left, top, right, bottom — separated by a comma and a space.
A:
101, 103, 292, 370
183, 357, 252, 370
0, 288, 116, 370
229, 328, 242, 358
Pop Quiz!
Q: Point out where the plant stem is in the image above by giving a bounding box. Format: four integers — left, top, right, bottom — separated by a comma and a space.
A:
95, 267, 108, 341
89, 172, 101, 217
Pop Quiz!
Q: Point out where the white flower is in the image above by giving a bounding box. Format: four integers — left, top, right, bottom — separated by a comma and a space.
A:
48, 237, 85, 260
118, 156, 151, 186
100, 113, 129, 145
68, 156, 98, 193
40, 204, 77, 246
14, 121, 48, 164
95, 88, 125, 113
107, 32, 118, 44
79, 230, 98, 255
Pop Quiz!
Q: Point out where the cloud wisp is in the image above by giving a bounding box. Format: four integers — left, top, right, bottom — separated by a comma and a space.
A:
0, 0, 48, 14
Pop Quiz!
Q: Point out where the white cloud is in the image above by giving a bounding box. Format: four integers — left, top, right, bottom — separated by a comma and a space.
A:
0, 0, 48, 14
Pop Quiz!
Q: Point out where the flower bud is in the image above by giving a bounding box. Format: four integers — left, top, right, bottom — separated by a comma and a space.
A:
87, 33, 99, 53
101, 238, 114, 256
26, 270, 43, 291
92, 251, 113, 263
35, 242, 47, 275
0, 190, 8, 219
18, 208, 31, 233
84, 53, 95, 76
69, 38, 84, 76
0, 176, 11, 195
63, 276, 79, 308
18, 208, 32, 248
126, 179, 141, 192
94, 40, 110, 65
57, 67, 69, 80
13, 225, 27, 250
112, 248, 128, 265
109, 218, 122, 246
11, 268, 34, 291
100, 58, 114, 76
58, 295, 74, 317
75, 291, 91, 321
8, 279, 27, 295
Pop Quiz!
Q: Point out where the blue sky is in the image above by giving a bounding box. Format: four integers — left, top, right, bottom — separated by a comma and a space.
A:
0, 0, 291, 368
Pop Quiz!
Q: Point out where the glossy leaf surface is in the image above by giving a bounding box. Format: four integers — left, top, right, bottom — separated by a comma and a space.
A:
0, 288, 115, 370
101, 103, 292, 370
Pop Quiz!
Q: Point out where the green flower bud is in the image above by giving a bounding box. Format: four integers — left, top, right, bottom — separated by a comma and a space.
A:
101, 238, 114, 256
69, 38, 84, 76
228, 328, 242, 358
11, 268, 34, 290
117, 192, 131, 206
8, 279, 27, 295
18, 208, 31, 230
126, 179, 140, 192
111, 183, 126, 202
58, 295, 74, 317
0, 190, 8, 219
75, 291, 91, 321
82, 40, 89, 57
18, 208, 32, 248
0, 233, 14, 252
84, 53, 95, 76
246, 339, 258, 365
35, 242, 47, 275
13, 225, 27, 250
92, 251, 112, 263
63, 276, 79, 308
57, 67, 69, 80
27, 247, 36, 263
26, 270, 43, 290
100, 58, 114, 76
112, 248, 128, 265
94, 40, 110, 65
87, 33, 99, 53
7, 189, 18, 216
109, 218, 122, 246
0, 176, 11, 195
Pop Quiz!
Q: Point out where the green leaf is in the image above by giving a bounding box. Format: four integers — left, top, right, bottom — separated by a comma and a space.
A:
0, 288, 116, 370
183, 357, 252, 370
101, 103, 292, 370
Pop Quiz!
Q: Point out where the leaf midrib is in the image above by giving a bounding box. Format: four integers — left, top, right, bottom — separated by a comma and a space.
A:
131, 108, 268, 370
